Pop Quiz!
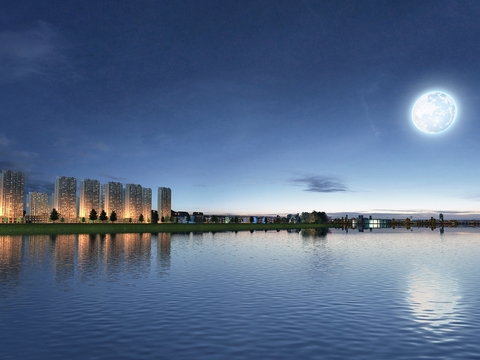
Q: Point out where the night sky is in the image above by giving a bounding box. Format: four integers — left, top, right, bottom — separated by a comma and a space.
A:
1, 1, 480, 218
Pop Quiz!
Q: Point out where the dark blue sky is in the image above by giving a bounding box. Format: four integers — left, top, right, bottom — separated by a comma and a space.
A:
1, 1, 480, 217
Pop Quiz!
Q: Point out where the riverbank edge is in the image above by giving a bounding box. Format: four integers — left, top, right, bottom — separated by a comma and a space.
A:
0, 222, 331, 235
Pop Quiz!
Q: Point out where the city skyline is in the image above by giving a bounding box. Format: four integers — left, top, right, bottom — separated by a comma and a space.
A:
2, 2, 480, 219
1, 169, 167, 222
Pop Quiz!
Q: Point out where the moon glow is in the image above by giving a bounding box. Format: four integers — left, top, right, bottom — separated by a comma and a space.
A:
412, 91, 457, 134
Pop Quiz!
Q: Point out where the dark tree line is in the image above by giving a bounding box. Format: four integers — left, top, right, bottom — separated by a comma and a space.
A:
301, 211, 328, 224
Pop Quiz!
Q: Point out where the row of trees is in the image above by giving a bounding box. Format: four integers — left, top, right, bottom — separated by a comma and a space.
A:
49, 208, 329, 224
49, 208, 145, 223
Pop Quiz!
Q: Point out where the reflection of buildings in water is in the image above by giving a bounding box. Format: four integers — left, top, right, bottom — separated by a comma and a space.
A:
407, 268, 461, 334
78, 234, 103, 279
0, 235, 22, 284
53, 234, 77, 283
95, 233, 152, 276
299, 230, 335, 282
24, 235, 53, 262
158, 233, 171, 275
122, 233, 151, 269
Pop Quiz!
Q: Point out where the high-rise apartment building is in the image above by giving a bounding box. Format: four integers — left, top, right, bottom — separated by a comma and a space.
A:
54, 176, 77, 219
124, 184, 143, 220
102, 182, 123, 219
79, 179, 101, 218
26, 192, 49, 216
142, 187, 152, 222
0, 170, 25, 220
157, 187, 171, 221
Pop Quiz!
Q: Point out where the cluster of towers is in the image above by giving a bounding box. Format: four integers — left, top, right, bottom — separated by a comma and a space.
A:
0, 170, 171, 223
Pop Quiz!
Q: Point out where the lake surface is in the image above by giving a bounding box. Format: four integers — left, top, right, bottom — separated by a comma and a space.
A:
1, 228, 480, 359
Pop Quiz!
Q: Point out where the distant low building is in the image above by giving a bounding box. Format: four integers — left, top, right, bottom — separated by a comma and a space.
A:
172, 211, 189, 223
192, 212, 204, 223
287, 214, 300, 223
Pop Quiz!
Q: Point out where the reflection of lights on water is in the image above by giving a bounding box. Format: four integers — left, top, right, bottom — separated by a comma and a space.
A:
407, 268, 461, 333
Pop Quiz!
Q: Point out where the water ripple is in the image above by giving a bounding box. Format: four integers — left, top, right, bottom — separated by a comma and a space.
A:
1, 229, 480, 359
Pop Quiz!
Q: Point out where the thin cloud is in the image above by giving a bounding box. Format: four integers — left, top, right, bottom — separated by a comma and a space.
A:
0, 133, 11, 148
0, 160, 27, 171
25, 178, 54, 194
361, 96, 380, 137
100, 173, 128, 181
0, 161, 54, 194
361, 209, 480, 219
466, 193, 480, 201
90, 141, 111, 152
12, 150, 39, 159
0, 21, 68, 82
291, 175, 349, 193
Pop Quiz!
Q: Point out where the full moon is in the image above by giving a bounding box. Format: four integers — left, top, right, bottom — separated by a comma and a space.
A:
412, 91, 457, 134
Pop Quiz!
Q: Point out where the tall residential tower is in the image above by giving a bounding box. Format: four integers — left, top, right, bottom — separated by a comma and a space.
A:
124, 184, 143, 220
54, 176, 77, 220
79, 179, 101, 218
102, 182, 123, 219
26, 192, 49, 216
157, 187, 171, 222
0, 170, 25, 221
142, 187, 152, 222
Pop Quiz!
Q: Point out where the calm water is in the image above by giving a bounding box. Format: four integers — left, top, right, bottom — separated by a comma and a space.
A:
1, 228, 480, 359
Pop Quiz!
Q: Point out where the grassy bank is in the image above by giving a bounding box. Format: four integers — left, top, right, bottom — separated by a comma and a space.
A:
0, 222, 331, 235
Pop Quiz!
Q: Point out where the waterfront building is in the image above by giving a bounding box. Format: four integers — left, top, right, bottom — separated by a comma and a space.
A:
192, 212, 204, 223
26, 192, 49, 216
102, 182, 124, 219
0, 170, 25, 222
124, 184, 143, 220
142, 187, 152, 222
79, 179, 101, 218
54, 176, 77, 220
172, 211, 189, 223
157, 187, 171, 222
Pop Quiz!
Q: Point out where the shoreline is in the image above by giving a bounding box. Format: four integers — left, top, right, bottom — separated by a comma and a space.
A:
0, 222, 331, 235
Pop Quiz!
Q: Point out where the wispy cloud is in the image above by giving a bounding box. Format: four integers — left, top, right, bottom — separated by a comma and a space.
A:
361, 96, 380, 137
0, 21, 67, 82
327, 209, 480, 221
0, 133, 11, 148
0, 160, 27, 171
53, 137, 74, 149
290, 175, 349, 193
0, 159, 54, 193
25, 178, 54, 194
466, 193, 480, 201
90, 141, 111, 153
100, 173, 128, 181
12, 150, 39, 159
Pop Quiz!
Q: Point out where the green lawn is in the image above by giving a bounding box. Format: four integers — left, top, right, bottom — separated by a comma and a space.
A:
0, 222, 331, 235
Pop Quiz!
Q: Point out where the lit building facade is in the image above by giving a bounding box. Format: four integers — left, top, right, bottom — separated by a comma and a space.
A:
54, 176, 77, 220
79, 179, 101, 218
124, 184, 143, 220
157, 187, 171, 221
0, 170, 25, 221
142, 187, 152, 222
102, 182, 123, 219
26, 192, 49, 216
